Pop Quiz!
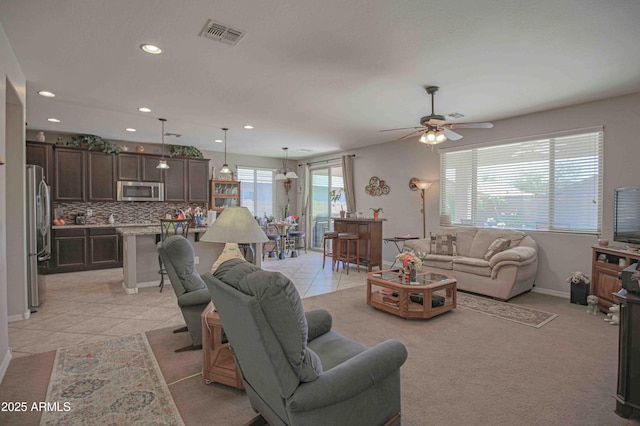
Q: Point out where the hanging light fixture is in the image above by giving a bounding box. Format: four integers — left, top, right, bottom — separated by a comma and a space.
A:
156, 118, 170, 169
219, 127, 232, 174
275, 147, 297, 180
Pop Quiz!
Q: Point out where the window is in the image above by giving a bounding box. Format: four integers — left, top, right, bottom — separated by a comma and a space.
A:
237, 167, 275, 217
440, 128, 603, 233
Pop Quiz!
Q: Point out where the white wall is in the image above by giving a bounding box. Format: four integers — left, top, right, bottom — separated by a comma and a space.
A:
0, 22, 27, 382
304, 92, 640, 297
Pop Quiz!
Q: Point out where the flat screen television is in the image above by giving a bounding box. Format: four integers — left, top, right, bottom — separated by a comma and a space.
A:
614, 186, 640, 245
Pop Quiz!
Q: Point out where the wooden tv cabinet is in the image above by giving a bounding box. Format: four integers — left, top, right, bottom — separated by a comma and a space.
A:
591, 245, 640, 311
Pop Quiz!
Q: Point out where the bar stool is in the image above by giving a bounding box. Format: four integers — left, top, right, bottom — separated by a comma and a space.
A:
322, 231, 339, 269
158, 218, 191, 292
335, 232, 360, 274
263, 224, 281, 260
287, 230, 306, 257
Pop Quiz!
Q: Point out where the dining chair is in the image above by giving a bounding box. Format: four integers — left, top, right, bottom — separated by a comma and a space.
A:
158, 218, 191, 292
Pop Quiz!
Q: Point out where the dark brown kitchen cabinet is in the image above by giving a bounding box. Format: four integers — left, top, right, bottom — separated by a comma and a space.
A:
26, 141, 53, 182
117, 153, 163, 182
164, 158, 188, 202
53, 148, 86, 201
49, 227, 122, 273
188, 159, 209, 202
117, 153, 140, 181
87, 151, 116, 201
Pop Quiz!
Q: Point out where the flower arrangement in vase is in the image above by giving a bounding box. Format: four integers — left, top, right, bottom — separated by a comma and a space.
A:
371, 207, 383, 219
395, 251, 423, 283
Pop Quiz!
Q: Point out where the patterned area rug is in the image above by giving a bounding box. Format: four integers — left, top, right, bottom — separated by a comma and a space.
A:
457, 292, 558, 328
40, 334, 184, 425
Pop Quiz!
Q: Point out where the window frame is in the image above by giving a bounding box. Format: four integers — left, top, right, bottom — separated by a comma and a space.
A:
236, 166, 276, 217
439, 127, 603, 234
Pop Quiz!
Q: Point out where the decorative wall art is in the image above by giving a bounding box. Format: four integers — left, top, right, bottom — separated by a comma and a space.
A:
409, 177, 420, 191
365, 176, 390, 196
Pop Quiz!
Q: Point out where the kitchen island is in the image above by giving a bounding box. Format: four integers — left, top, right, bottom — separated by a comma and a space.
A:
117, 225, 224, 293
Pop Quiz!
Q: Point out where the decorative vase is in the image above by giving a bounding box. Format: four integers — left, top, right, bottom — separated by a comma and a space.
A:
136, 145, 145, 153
373, 211, 379, 219
340, 211, 345, 218
36, 131, 45, 142
409, 268, 417, 283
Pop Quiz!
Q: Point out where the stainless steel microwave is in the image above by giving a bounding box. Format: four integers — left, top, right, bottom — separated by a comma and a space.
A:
117, 181, 164, 202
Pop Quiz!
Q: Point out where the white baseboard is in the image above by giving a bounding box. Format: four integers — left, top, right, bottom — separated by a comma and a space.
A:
532, 286, 570, 299
121, 280, 161, 294
0, 348, 12, 385
122, 282, 138, 294
8, 310, 31, 323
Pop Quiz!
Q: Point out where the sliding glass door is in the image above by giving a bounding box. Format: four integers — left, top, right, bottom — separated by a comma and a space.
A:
309, 163, 344, 249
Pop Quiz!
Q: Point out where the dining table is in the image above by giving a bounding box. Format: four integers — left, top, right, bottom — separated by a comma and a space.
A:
268, 221, 297, 259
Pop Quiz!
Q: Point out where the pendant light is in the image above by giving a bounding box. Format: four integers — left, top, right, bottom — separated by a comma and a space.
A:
219, 127, 232, 174
275, 147, 298, 180
156, 118, 170, 169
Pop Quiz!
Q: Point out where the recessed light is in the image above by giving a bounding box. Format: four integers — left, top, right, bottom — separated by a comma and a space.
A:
125, 128, 136, 132
138, 107, 151, 113
140, 44, 162, 54
38, 90, 55, 98
214, 139, 223, 143
243, 125, 254, 129
47, 118, 60, 123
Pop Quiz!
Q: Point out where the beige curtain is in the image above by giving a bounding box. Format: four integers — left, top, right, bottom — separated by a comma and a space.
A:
342, 155, 356, 213
302, 163, 312, 248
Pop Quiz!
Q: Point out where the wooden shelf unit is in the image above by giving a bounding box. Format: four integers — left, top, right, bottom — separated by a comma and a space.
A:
591, 245, 640, 311
209, 180, 241, 213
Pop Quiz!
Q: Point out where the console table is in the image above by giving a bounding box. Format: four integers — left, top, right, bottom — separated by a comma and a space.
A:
613, 291, 640, 419
591, 245, 640, 311
334, 218, 385, 271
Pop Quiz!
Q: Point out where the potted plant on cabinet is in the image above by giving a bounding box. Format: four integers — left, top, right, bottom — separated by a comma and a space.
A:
371, 207, 383, 219
330, 189, 345, 218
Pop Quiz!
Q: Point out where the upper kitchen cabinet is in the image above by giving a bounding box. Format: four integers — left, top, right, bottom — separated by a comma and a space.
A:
54, 148, 86, 201
26, 141, 53, 183
164, 158, 188, 202
117, 153, 163, 182
87, 151, 116, 201
54, 148, 117, 201
188, 159, 209, 202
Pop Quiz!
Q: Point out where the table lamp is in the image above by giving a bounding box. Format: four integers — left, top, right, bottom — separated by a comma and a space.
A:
200, 207, 269, 265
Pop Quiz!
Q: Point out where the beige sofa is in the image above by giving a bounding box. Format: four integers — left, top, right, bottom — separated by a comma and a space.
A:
403, 227, 538, 301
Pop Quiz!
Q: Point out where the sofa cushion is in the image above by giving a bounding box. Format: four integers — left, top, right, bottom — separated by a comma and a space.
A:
439, 227, 477, 257
483, 238, 511, 260
468, 229, 526, 259
213, 259, 323, 383
210, 243, 247, 273
423, 254, 453, 270
430, 233, 458, 256
453, 257, 492, 277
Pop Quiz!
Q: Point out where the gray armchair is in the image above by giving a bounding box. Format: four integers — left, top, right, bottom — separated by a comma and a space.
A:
157, 235, 210, 351
203, 258, 407, 426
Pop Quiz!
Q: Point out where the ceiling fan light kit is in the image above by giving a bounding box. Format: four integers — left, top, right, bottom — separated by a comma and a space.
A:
380, 86, 493, 145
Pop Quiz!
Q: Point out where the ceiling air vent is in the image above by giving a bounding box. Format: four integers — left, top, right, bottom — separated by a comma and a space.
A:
200, 19, 246, 46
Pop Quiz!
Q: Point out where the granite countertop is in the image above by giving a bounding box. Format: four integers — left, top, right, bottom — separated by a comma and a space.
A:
52, 222, 158, 230
333, 217, 387, 221
116, 224, 210, 236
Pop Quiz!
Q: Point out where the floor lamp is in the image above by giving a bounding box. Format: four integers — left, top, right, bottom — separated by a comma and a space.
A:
200, 207, 269, 266
415, 181, 432, 238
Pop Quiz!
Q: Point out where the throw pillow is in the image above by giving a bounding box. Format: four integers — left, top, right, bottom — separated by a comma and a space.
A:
430, 233, 458, 256
210, 243, 247, 273
483, 238, 511, 260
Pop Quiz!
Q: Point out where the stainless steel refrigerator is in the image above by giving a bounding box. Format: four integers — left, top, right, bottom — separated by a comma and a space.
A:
26, 164, 51, 312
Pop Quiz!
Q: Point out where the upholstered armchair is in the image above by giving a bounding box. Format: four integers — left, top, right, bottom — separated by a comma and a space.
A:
157, 235, 210, 351
203, 258, 408, 426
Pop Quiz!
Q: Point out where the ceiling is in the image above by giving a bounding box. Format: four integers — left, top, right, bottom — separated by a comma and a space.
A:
1, 1, 639, 159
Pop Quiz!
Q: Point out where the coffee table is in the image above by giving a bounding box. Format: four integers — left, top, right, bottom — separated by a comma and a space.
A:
367, 268, 457, 319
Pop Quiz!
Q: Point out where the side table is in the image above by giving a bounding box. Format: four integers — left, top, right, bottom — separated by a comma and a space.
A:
201, 301, 244, 389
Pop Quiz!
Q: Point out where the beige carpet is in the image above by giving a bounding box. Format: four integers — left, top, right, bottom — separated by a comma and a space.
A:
2, 286, 639, 425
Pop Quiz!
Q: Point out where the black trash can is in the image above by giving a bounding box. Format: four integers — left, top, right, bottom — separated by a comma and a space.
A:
570, 282, 590, 305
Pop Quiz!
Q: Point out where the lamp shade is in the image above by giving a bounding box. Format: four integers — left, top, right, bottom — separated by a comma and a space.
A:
200, 207, 268, 244
275, 172, 286, 180
415, 181, 432, 190
285, 171, 298, 179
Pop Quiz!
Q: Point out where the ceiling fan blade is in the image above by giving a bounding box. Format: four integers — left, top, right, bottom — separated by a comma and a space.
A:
444, 122, 494, 129
427, 118, 446, 126
442, 128, 463, 141
379, 126, 423, 132
388, 129, 423, 142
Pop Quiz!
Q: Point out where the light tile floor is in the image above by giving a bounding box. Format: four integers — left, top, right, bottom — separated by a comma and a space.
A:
9, 251, 369, 358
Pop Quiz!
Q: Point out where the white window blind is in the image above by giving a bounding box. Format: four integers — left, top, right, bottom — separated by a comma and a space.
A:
237, 167, 275, 217
440, 129, 603, 233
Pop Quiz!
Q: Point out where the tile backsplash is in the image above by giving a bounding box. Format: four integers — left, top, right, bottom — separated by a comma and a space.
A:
53, 201, 207, 225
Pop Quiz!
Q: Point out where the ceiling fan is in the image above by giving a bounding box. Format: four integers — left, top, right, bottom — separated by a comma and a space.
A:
380, 86, 493, 145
